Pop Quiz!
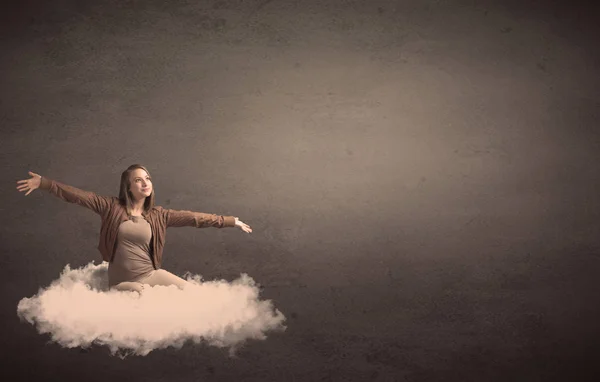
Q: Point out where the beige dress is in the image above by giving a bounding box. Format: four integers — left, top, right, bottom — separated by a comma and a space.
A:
108, 215, 154, 288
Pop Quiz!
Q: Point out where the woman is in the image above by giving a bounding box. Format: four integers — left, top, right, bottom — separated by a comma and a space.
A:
16, 165, 252, 294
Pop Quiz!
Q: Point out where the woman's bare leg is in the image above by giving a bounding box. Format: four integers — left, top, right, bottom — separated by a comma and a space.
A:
140, 269, 190, 289
111, 281, 145, 293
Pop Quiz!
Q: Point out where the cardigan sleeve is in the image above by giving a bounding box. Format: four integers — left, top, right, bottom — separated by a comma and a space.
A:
162, 207, 236, 229
39, 176, 112, 216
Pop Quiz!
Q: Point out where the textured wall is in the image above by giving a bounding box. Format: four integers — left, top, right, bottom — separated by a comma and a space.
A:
2, 0, 599, 380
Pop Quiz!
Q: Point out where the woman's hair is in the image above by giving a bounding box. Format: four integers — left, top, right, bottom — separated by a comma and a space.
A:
118, 164, 156, 215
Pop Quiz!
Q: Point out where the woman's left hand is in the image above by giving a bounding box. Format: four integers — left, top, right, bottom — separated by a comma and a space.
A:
234, 217, 252, 233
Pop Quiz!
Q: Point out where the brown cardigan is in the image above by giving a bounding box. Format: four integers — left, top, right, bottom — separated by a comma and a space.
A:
39, 176, 236, 269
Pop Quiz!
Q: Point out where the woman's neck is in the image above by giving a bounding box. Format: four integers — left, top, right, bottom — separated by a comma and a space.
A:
131, 199, 145, 214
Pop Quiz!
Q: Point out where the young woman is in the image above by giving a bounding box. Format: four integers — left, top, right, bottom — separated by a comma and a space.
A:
16, 164, 252, 294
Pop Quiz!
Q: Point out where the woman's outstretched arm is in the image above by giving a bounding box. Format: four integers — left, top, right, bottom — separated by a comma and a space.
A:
16, 171, 111, 216
161, 206, 252, 233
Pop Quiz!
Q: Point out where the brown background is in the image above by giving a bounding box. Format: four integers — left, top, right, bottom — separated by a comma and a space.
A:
1, 0, 599, 381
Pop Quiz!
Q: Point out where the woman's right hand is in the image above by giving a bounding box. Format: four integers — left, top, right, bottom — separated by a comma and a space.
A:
16, 171, 42, 196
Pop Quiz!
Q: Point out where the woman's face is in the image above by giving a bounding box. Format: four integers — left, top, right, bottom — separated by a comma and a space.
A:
129, 168, 153, 201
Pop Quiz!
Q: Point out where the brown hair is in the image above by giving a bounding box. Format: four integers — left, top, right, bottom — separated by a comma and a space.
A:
118, 164, 156, 216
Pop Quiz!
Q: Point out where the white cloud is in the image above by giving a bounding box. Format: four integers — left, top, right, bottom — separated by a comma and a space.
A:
17, 261, 286, 358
